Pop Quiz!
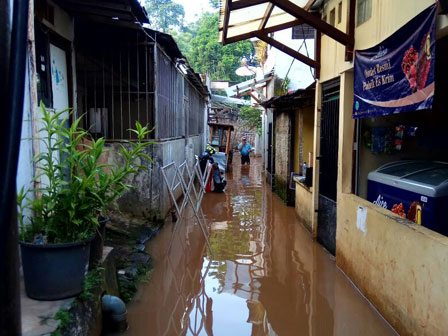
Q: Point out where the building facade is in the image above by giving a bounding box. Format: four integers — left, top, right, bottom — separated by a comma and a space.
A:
219, 0, 448, 334
18, 0, 209, 221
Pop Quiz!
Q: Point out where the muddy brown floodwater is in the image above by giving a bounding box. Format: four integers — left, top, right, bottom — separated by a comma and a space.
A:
124, 157, 397, 336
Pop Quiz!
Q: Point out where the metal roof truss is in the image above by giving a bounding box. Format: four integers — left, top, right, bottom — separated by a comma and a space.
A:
219, 0, 356, 77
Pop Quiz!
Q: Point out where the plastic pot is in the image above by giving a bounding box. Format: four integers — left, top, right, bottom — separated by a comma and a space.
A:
19, 237, 93, 300
89, 217, 110, 269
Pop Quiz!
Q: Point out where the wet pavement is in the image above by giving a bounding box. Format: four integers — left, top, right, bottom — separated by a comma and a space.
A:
124, 157, 396, 335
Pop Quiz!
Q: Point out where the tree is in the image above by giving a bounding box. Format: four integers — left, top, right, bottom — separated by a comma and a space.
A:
145, 0, 185, 32
209, 0, 219, 9
239, 105, 262, 136
176, 12, 254, 81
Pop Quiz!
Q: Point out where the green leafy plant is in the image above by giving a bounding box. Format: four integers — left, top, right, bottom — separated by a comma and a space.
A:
79, 267, 104, 302
52, 308, 72, 336
239, 105, 262, 136
18, 102, 153, 243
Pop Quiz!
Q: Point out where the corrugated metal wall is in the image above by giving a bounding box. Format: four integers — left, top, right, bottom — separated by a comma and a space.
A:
184, 79, 204, 137
156, 49, 184, 139
156, 49, 205, 140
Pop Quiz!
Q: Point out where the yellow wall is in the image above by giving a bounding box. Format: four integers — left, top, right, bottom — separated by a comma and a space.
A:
302, 106, 314, 170
295, 182, 313, 232
293, 106, 315, 173
337, 194, 448, 336
315, 2, 448, 333
320, 0, 435, 82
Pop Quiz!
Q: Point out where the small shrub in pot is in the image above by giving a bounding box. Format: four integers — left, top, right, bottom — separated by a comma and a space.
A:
18, 103, 153, 300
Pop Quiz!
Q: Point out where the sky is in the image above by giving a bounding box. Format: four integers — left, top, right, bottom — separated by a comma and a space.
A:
173, 0, 216, 24
140, 0, 216, 24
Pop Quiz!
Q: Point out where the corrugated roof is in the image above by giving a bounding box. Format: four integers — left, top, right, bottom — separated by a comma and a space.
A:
58, 0, 209, 97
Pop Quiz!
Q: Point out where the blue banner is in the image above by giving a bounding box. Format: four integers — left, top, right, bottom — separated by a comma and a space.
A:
353, 4, 437, 119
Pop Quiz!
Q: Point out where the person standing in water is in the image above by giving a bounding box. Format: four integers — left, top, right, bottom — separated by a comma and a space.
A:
238, 136, 252, 165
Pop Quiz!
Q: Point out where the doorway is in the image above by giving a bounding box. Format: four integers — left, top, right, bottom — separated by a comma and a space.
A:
317, 80, 340, 255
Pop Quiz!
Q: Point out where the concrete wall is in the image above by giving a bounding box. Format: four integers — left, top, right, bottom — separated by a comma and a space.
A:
273, 111, 292, 202
334, 58, 448, 335
17, 55, 36, 219
294, 182, 313, 232
273, 111, 291, 182
106, 136, 202, 221
18, 0, 75, 220
304, 2, 448, 333
44, 0, 74, 41
337, 194, 448, 336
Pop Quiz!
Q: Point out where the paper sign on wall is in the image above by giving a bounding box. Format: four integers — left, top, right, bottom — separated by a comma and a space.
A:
357, 206, 367, 233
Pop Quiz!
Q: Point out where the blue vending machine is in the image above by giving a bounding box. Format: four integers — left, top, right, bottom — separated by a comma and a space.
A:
368, 161, 448, 235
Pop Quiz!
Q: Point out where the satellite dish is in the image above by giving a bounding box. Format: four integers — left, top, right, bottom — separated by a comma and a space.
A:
235, 66, 257, 77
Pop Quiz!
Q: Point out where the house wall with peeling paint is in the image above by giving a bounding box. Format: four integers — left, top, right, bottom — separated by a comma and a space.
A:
105, 135, 203, 221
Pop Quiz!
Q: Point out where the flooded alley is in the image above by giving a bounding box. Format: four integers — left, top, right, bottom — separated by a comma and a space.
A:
124, 158, 396, 336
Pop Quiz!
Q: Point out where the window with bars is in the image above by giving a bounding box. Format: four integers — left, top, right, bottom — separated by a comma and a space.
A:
75, 24, 155, 140
357, 0, 372, 26
75, 22, 206, 141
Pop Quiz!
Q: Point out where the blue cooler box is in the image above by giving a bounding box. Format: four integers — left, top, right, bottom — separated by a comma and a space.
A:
368, 161, 448, 235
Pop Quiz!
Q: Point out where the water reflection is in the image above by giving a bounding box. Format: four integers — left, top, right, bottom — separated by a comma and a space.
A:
124, 158, 396, 336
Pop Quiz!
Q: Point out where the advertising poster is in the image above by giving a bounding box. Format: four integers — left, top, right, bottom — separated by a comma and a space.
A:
353, 4, 437, 119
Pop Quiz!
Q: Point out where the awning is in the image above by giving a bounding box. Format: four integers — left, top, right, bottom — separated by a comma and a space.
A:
211, 94, 252, 106
208, 123, 235, 131
261, 82, 315, 108
219, 0, 357, 75
54, 1, 209, 97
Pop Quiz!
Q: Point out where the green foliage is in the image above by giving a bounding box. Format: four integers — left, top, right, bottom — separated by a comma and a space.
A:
18, 103, 153, 243
174, 13, 254, 81
17, 186, 27, 242
208, 0, 219, 9
118, 261, 153, 303
145, 0, 185, 32
51, 308, 72, 336
239, 105, 262, 136
79, 267, 104, 302
274, 175, 288, 203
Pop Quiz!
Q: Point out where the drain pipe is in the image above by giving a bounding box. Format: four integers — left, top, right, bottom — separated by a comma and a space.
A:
102, 295, 128, 332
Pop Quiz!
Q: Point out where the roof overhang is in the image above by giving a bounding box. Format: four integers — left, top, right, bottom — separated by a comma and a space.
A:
55, 0, 149, 25
219, 0, 356, 76
261, 82, 315, 108
208, 123, 235, 131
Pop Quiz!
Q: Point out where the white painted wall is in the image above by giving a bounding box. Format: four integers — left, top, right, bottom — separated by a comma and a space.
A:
16, 56, 36, 221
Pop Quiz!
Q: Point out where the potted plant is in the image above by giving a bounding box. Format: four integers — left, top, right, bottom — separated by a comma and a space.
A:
18, 103, 152, 300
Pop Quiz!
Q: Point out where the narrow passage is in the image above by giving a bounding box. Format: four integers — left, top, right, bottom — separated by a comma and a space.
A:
124, 157, 396, 335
